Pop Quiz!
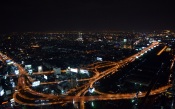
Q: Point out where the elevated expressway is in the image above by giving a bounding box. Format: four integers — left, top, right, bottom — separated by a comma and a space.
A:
1, 42, 172, 107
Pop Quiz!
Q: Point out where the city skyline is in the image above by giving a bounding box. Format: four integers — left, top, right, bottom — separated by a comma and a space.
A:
0, 0, 175, 33
0, 31, 175, 108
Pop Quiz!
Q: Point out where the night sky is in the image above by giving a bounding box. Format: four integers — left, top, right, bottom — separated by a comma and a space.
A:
0, 0, 175, 33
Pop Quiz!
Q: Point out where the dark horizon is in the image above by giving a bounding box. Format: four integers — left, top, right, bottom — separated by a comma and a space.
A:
0, 0, 175, 33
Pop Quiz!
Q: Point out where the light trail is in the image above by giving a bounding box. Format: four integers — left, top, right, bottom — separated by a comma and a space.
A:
3, 42, 167, 107
157, 46, 167, 55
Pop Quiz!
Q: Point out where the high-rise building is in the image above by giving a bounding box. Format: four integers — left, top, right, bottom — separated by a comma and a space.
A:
76, 32, 83, 41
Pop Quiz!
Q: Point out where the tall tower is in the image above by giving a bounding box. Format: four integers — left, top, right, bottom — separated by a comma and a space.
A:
79, 32, 82, 39
76, 32, 83, 41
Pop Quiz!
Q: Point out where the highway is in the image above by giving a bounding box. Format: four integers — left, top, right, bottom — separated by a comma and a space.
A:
1, 42, 171, 107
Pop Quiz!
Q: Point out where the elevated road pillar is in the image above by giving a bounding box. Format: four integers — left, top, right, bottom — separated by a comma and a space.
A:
80, 99, 85, 109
